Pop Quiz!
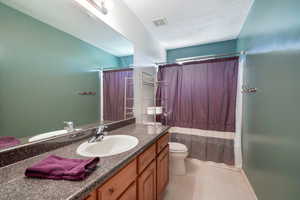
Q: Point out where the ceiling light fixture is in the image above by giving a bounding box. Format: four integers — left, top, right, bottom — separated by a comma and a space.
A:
75, 0, 114, 16
91, 0, 108, 15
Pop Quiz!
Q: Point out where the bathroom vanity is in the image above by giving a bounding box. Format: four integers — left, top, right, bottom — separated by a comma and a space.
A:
85, 132, 169, 200
0, 123, 170, 200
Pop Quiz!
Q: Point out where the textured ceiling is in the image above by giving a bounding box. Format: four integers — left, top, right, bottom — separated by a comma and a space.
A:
0, 0, 134, 56
122, 0, 254, 49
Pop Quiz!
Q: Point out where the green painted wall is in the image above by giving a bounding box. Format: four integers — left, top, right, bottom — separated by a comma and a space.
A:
166, 39, 237, 63
0, 3, 121, 138
237, 0, 300, 199
119, 55, 133, 67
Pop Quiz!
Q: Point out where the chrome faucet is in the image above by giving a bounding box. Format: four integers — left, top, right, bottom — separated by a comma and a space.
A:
88, 125, 108, 143
64, 121, 74, 132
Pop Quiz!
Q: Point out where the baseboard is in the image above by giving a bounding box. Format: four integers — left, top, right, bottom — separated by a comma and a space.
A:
241, 169, 258, 200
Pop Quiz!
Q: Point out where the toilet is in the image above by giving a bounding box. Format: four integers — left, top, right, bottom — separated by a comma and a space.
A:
169, 142, 188, 175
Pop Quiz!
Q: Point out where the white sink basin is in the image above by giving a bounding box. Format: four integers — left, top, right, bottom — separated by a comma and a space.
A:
76, 135, 139, 157
29, 129, 81, 142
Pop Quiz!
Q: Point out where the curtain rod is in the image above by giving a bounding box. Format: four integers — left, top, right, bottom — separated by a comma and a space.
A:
155, 51, 246, 66
96, 66, 134, 72
98, 65, 157, 72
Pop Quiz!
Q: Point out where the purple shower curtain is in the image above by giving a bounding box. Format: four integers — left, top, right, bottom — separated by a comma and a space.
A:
103, 68, 133, 121
157, 57, 238, 132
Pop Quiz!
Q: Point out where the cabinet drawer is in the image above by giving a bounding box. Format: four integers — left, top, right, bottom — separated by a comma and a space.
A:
85, 190, 97, 200
98, 159, 137, 200
157, 133, 169, 154
138, 143, 156, 174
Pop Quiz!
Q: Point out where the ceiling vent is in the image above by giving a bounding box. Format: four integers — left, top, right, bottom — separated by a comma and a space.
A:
152, 18, 168, 27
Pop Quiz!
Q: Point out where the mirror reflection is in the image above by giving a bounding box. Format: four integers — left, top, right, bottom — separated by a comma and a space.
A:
102, 68, 134, 121
0, 1, 134, 150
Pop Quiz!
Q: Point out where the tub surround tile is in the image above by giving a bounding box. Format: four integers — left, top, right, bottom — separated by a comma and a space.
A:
171, 133, 234, 166
0, 123, 170, 200
190, 135, 207, 159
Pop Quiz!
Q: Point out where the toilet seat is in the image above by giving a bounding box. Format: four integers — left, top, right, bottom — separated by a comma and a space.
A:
169, 142, 188, 153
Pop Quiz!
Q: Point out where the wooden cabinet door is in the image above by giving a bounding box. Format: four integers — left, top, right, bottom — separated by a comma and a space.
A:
118, 181, 137, 200
156, 146, 169, 200
138, 160, 157, 200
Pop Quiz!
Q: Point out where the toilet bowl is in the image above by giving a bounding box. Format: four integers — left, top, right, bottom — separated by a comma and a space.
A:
169, 142, 188, 175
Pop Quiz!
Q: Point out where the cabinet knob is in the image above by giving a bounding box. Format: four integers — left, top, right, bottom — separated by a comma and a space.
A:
108, 188, 114, 194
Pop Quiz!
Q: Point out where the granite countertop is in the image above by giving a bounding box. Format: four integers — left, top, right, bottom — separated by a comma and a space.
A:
0, 124, 170, 200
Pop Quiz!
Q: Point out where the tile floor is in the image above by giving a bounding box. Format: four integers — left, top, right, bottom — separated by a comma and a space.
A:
163, 158, 255, 200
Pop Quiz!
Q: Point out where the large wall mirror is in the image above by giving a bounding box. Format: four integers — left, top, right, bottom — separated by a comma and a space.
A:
0, 0, 134, 151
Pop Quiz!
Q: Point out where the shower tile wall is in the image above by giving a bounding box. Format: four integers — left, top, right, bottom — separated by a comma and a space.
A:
170, 133, 234, 165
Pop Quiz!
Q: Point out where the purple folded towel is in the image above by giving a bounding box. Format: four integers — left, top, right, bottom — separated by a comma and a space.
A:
25, 155, 99, 181
0, 136, 21, 149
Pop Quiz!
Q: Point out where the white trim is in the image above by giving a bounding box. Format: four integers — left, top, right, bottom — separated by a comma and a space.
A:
234, 55, 245, 168
169, 127, 234, 140
241, 169, 258, 200
99, 70, 104, 121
